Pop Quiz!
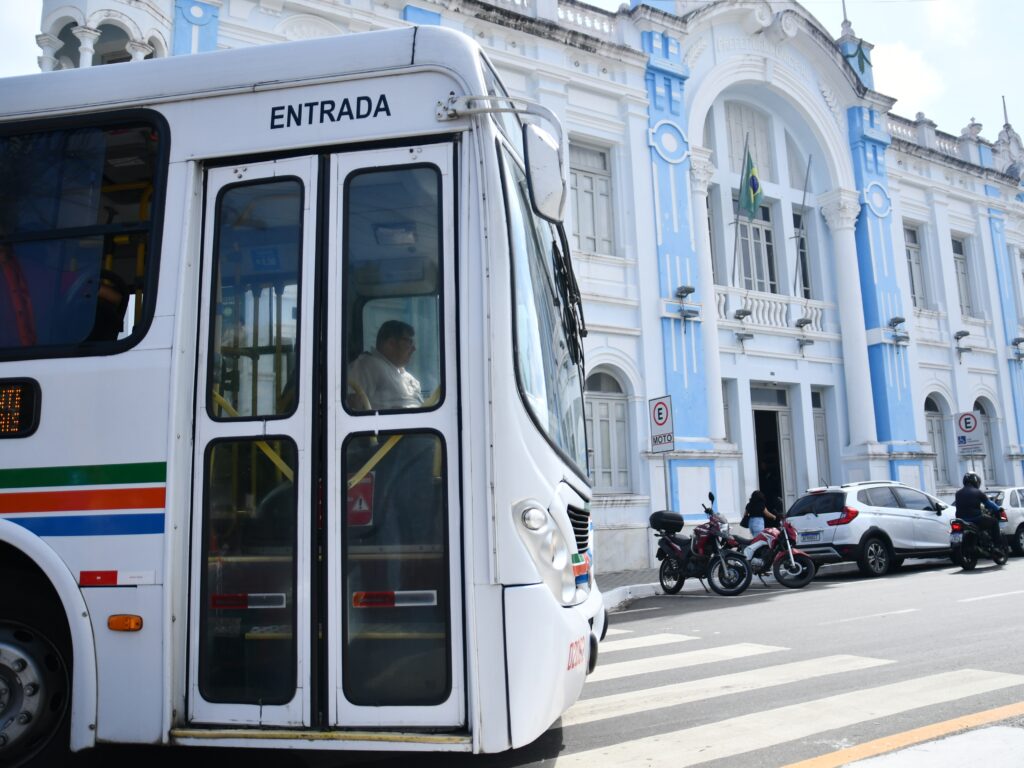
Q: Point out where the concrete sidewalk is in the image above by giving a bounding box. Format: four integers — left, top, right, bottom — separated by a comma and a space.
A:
594, 567, 660, 611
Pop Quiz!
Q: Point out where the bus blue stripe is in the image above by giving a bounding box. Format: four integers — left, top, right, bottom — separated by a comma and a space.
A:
9, 513, 165, 536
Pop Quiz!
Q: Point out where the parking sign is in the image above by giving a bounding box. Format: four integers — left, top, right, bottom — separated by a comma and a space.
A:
649, 396, 674, 453
956, 412, 985, 455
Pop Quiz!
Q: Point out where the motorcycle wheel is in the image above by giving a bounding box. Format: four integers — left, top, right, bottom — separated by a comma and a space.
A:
707, 553, 752, 596
773, 553, 816, 589
659, 557, 685, 594
993, 547, 1009, 566
957, 539, 978, 571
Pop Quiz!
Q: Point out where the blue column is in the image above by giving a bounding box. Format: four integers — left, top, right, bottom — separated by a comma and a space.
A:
848, 106, 920, 462
642, 32, 709, 449
986, 200, 1024, 469
173, 0, 219, 56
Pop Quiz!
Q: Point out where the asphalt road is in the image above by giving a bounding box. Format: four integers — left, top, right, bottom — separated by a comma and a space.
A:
71, 556, 1024, 768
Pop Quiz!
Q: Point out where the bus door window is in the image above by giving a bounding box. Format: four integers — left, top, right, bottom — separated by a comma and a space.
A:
340, 162, 450, 705
206, 178, 303, 420
342, 165, 443, 413
199, 437, 298, 704
0, 123, 161, 353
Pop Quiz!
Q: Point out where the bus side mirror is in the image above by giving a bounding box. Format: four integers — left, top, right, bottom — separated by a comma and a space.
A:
523, 123, 566, 224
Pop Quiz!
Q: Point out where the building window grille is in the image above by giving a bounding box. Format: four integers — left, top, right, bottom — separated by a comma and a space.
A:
735, 203, 777, 293
569, 144, 615, 256
952, 236, 975, 317
904, 225, 928, 308
924, 396, 950, 487
584, 372, 630, 493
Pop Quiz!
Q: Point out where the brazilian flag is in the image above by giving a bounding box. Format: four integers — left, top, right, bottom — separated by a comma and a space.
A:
738, 148, 763, 220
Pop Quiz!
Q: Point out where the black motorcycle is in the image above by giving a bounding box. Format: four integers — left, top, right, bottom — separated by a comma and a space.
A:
950, 509, 1009, 570
650, 493, 752, 596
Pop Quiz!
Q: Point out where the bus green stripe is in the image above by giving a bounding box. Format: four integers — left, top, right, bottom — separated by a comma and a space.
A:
0, 463, 167, 490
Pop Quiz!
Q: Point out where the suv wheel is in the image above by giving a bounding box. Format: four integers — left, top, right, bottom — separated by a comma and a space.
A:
858, 536, 891, 577
1012, 524, 1024, 556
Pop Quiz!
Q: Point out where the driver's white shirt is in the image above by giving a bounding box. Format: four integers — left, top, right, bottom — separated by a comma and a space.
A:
348, 349, 422, 410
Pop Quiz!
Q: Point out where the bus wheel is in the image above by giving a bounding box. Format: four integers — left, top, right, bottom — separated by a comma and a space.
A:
0, 623, 70, 767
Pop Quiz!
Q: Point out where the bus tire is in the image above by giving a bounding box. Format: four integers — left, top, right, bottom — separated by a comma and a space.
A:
0, 570, 71, 768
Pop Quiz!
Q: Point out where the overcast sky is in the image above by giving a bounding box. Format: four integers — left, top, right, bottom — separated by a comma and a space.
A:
1, 0, 1020, 141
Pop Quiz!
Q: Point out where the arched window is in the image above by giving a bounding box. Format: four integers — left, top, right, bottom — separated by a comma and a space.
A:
924, 396, 949, 488
584, 371, 631, 493
973, 399, 998, 486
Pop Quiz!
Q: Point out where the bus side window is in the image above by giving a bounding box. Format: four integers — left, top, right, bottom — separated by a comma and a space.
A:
0, 123, 162, 356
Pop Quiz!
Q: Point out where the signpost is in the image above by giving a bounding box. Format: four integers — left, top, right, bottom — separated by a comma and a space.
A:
649, 396, 674, 511
956, 411, 984, 455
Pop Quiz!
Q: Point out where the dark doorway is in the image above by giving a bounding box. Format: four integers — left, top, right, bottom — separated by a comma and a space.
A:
754, 410, 784, 514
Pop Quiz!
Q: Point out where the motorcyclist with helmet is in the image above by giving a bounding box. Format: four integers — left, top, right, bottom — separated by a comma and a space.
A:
954, 472, 1006, 559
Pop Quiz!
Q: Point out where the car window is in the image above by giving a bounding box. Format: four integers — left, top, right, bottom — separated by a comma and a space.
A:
892, 486, 933, 511
1010, 491, 1019, 507
988, 490, 1004, 505
788, 492, 843, 517
862, 486, 898, 508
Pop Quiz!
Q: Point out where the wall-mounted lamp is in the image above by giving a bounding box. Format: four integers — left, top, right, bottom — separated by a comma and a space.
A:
676, 285, 700, 326
891, 332, 911, 345
888, 316, 906, 329
797, 337, 815, 356
1011, 336, 1024, 360
954, 329, 971, 363
735, 330, 754, 351
676, 285, 696, 299
733, 308, 752, 321
680, 307, 701, 320
794, 317, 813, 330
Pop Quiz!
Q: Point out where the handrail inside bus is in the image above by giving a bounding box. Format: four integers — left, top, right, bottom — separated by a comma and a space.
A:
210, 388, 295, 482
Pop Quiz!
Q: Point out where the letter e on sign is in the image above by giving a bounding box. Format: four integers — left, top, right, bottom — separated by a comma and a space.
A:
649, 395, 674, 454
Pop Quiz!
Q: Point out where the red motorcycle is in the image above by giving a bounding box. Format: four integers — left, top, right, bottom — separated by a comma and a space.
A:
650, 493, 752, 596
733, 511, 816, 588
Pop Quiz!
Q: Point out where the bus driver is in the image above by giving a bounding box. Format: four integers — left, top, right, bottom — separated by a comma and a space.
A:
348, 320, 423, 411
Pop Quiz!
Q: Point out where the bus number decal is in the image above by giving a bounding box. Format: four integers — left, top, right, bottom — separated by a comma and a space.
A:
566, 636, 586, 671
269, 95, 392, 130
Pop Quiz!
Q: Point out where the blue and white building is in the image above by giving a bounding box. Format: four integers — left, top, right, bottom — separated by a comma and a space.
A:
29, 0, 1024, 571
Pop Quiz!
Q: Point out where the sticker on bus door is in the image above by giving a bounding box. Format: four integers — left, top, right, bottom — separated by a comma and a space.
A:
347, 474, 374, 526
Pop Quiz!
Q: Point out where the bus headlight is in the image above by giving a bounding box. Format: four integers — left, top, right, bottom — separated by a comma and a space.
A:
514, 500, 578, 605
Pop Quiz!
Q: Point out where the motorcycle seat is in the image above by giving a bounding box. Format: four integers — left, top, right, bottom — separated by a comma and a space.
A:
732, 534, 754, 547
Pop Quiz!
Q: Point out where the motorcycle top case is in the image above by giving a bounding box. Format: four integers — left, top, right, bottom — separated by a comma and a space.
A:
649, 510, 684, 534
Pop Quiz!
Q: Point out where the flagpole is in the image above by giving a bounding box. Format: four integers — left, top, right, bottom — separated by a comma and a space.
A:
730, 133, 750, 292
791, 153, 812, 300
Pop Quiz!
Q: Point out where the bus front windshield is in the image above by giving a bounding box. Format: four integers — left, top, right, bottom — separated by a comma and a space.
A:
503, 147, 587, 476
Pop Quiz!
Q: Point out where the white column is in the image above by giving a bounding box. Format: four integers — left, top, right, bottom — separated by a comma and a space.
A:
126, 41, 154, 63
690, 147, 726, 440
35, 33, 61, 72
820, 188, 878, 446
72, 26, 101, 68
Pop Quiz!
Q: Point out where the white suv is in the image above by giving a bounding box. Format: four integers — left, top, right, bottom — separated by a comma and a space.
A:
984, 488, 1024, 555
785, 481, 954, 576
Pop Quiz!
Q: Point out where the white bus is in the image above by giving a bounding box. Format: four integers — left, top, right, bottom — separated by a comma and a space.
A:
0, 26, 603, 765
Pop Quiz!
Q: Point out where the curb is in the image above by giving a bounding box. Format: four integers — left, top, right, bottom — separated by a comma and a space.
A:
602, 582, 660, 612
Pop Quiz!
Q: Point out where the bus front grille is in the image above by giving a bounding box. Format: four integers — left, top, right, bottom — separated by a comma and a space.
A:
567, 504, 590, 552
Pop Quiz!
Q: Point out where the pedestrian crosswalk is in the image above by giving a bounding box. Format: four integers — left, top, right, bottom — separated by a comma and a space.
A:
550, 629, 1024, 767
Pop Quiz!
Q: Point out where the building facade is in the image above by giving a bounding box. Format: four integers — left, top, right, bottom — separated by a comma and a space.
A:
30, 0, 1024, 571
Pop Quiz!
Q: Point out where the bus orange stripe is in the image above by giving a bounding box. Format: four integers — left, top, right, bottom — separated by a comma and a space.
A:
0, 487, 165, 514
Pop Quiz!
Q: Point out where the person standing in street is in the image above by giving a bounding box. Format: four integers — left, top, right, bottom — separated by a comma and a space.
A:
744, 490, 777, 536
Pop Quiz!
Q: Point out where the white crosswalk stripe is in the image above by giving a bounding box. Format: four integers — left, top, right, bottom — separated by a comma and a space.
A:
555, 669, 1024, 767
586, 642, 784, 683
603, 627, 631, 637
563, 654, 892, 727
597, 633, 697, 653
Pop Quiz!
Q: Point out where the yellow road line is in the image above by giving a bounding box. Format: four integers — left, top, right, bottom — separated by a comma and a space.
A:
783, 699, 1024, 768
